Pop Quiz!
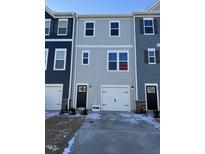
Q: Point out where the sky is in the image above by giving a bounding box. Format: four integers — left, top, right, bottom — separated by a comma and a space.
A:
45, 0, 157, 14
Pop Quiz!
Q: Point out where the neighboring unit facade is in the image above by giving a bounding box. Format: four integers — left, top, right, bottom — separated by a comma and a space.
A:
45, 7, 75, 111
134, 1, 160, 111
71, 15, 136, 111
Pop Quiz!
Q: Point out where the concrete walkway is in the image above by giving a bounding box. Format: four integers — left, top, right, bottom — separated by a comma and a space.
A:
69, 112, 160, 154
45, 111, 59, 120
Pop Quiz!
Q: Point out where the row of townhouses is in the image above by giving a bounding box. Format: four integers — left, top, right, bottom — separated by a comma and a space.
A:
45, 1, 160, 112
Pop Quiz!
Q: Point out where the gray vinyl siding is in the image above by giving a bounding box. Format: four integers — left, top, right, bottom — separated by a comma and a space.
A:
135, 17, 160, 100
74, 47, 136, 110
77, 19, 133, 45
73, 17, 136, 110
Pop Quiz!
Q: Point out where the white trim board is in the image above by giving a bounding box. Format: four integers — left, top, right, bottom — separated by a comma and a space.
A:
76, 45, 133, 48
144, 83, 160, 111
45, 39, 73, 42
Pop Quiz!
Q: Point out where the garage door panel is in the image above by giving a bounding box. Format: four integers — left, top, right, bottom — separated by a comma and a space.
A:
102, 86, 130, 111
45, 85, 63, 111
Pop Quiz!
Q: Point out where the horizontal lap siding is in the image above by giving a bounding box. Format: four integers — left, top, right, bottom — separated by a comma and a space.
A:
135, 17, 160, 100
45, 41, 72, 98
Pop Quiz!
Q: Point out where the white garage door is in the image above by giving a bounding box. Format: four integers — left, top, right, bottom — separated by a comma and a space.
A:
45, 85, 63, 111
101, 86, 130, 111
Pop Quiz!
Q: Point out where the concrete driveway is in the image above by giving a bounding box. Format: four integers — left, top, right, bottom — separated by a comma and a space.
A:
68, 112, 160, 154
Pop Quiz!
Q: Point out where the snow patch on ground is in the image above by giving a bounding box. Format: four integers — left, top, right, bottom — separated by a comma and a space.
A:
63, 133, 77, 154
45, 111, 59, 120
86, 112, 101, 120
119, 113, 160, 129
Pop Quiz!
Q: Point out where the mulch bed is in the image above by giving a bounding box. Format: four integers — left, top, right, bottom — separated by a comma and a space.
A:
45, 115, 84, 154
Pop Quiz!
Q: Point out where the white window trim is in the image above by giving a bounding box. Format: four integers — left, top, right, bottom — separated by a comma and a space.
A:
148, 48, 156, 64
57, 19, 68, 36
143, 18, 154, 35
109, 21, 120, 37
81, 50, 90, 65
107, 50, 129, 72
45, 48, 49, 70
53, 48, 67, 71
84, 21, 95, 37
45, 19, 51, 36
144, 83, 160, 111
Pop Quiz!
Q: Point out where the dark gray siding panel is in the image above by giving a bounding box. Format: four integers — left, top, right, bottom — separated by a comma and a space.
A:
45, 41, 72, 98
135, 17, 160, 100
45, 11, 73, 39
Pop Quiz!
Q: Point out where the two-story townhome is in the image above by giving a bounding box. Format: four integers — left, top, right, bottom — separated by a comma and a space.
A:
71, 14, 137, 111
134, 1, 160, 111
45, 7, 75, 111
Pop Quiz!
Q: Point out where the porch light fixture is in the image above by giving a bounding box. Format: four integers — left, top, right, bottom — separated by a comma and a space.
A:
89, 85, 92, 89
131, 85, 134, 90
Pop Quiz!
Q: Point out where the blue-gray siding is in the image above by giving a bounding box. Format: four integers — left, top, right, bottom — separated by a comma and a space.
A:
135, 17, 160, 100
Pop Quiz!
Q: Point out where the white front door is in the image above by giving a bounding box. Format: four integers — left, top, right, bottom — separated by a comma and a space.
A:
45, 85, 63, 111
101, 86, 130, 111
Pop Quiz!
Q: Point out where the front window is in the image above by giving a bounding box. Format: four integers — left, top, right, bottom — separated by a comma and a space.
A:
45, 19, 51, 35
110, 21, 120, 36
148, 49, 156, 64
85, 22, 94, 36
54, 49, 67, 70
57, 19, 68, 35
108, 51, 128, 71
82, 51, 90, 65
144, 18, 154, 35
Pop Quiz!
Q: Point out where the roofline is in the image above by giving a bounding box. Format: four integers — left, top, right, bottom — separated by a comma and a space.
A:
77, 14, 133, 18
145, 0, 160, 12
132, 11, 160, 16
45, 6, 76, 17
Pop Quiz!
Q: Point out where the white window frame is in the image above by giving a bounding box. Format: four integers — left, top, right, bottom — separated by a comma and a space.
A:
148, 48, 156, 64
81, 50, 90, 65
109, 21, 120, 37
107, 50, 129, 72
143, 18, 154, 35
45, 49, 49, 70
45, 19, 51, 36
84, 21, 95, 37
53, 48, 67, 70
57, 19, 68, 36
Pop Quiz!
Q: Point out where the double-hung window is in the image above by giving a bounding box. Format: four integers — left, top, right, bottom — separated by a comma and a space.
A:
148, 48, 156, 64
45, 49, 49, 70
144, 18, 154, 35
57, 19, 68, 35
45, 19, 51, 35
82, 51, 90, 65
108, 51, 128, 71
85, 21, 95, 37
110, 21, 120, 36
54, 49, 67, 70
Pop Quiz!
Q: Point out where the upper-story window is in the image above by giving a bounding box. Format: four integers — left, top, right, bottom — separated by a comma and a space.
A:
84, 21, 95, 37
144, 18, 154, 35
148, 48, 156, 64
57, 19, 68, 35
109, 21, 120, 37
45, 49, 49, 70
54, 49, 67, 70
82, 50, 90, 65
108, 51, 128, 71
45, 19, 51, 36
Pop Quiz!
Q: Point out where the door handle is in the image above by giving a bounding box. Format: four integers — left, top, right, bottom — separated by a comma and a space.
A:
114, 98, 116, 102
